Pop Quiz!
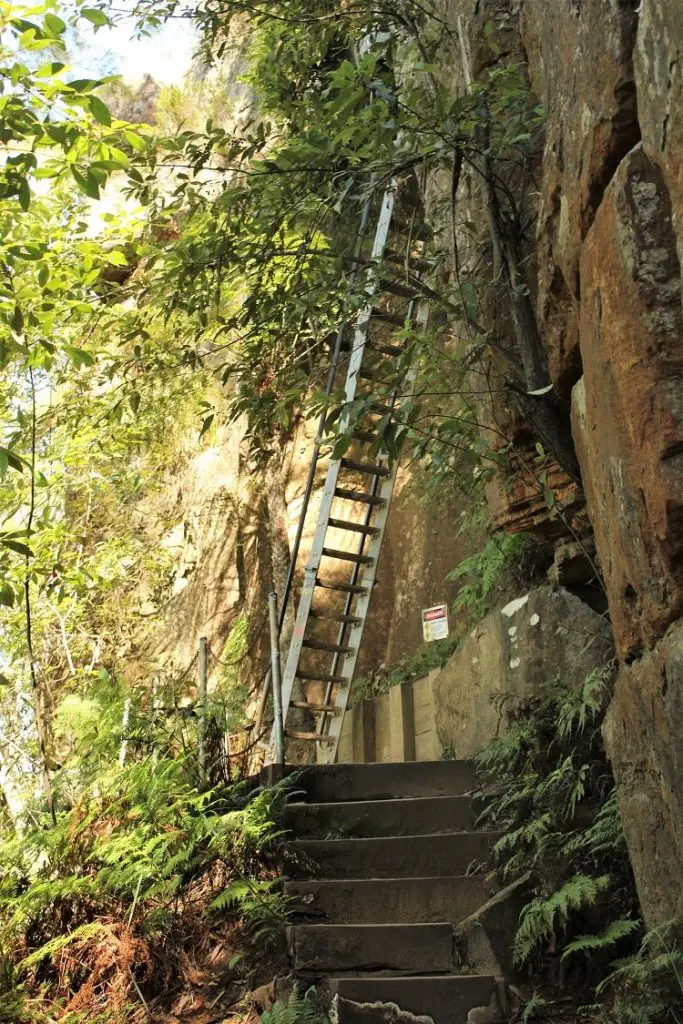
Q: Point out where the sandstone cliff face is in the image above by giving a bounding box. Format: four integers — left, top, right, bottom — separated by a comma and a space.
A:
433, 586, 613, 759
446, 0, 683, 928
133, 416, 469, 720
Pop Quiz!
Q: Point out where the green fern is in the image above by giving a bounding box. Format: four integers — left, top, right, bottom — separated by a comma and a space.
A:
514, 874, 611, 965
261, 989, 329, 1024
19, 921, 109, 971
557, 667, 611, 740
597, 923, 683, 1023
520, 992, 549, 1022
448, 533, 536, 623
561, 918, 640, 962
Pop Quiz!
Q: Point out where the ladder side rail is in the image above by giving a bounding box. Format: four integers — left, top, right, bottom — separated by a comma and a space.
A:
276, 184, 397, 735
318, 467, 383, 736
322, 300, 430, 763
277, 190, 376, 633
317, 461, 399, 764
317, 289, 421, 737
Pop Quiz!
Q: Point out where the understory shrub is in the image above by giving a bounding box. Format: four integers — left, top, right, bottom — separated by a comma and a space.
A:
476, 666, 683, 1021
448, 532, 547, 624
0, 756, 293, 1022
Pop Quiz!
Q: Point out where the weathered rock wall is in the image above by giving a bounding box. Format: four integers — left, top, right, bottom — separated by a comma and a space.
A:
437, 0, 683, 927
575, 8, 683, 927
132, 416, 469, 714
432, 586, 613, 759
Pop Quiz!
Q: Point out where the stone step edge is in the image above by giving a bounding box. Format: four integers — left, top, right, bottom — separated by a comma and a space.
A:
291, 830, 494, 845
285, 794, 476, 810
328, 974, 511, 1019
284, 873, 489, 884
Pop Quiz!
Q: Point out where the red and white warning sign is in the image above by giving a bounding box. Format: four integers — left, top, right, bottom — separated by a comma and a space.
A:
422, 604, 449, 643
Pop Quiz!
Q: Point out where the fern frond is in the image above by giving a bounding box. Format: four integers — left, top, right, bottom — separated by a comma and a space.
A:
561, 918, 640, 961
261, 989, 328, 1024
20, 921, 108, 971
514, 874, 610, 965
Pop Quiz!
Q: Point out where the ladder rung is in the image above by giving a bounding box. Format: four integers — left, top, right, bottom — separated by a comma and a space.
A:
285, 730, 334, 742
341, 458, 391, 477
353, 429, 379, 445
370, 308, 405, 328
328, 517, 380, 536
367, 340, 405, 357
309, 609, 363, 626
303, 637, 355, 655
334, 487, 386, 507
322, 546, 374, 565
296, 669, 348, 683
291, 701, 343, 714
315, 578, 369, 595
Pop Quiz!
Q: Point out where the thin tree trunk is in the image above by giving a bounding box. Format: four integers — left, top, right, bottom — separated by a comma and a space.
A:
25, 369, 56, 824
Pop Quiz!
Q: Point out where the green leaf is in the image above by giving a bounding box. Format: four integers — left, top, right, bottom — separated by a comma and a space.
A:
124, 130, 146, 152
70, 165, 100, 200
81, 7, 111, 28
129, 391, 141, 415
106, 145, 129, 168
105, 250, 128, 267
66, 78, 99, 93
199, 413, 214, 438
63, 345, 95, 368
44, 12, 66, 36
11, 305, 24, 334
2, 539, 32, 557
35, 61, 66, 77
17, 177, 30, 211
0, 583, 15, 607
0, 447, 23, 476
88, 95, 112, 126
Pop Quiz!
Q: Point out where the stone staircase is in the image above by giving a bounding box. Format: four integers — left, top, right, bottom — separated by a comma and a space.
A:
282, 761, 509, 1024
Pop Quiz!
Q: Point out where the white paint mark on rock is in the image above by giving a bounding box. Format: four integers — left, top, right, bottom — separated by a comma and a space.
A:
501, 594, 529, 618
509, 657, 521, 669
508, 626, 518, 637
529, 613, 540, 626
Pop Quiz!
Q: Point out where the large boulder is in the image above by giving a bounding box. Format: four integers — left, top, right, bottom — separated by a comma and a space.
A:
521, 0, 640, 396
603, 619, 683, 927
572, 144, 683, 660
433, 586, 614, 758
635, 1, 683, 256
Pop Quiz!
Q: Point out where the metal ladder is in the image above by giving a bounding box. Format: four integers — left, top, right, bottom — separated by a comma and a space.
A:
274, 179, 429, 764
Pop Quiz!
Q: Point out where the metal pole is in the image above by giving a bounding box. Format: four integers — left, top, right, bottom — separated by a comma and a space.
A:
198, 636, 208, 785
119, 696, 131, 768
268, 592, 285, 769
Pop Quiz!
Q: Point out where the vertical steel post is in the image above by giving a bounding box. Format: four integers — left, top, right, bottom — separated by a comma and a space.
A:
118, 696, 131, 768
268, 591, 285, 769
198, 636, 208, 785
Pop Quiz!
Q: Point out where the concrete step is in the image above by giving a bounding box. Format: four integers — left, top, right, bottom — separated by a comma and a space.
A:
285, 795, 476, 838
330, 976, 501, 1024
290, 832, 495, 879
292, 761, 477, 802
285, 875, 490, 925
288, 923, 456, 975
